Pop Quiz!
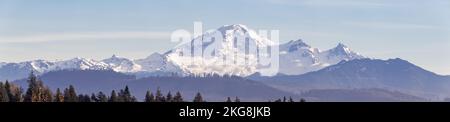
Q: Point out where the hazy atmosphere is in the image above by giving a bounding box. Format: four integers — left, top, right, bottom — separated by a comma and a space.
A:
0, 0, 449, 75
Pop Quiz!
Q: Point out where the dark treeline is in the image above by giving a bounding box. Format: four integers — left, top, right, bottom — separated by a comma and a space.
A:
0, 72, 304, 102
270, 96, 306, 102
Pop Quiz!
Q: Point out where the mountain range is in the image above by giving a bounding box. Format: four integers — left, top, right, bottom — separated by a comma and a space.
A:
1, 24, 449, 101
0, 24, 364, 81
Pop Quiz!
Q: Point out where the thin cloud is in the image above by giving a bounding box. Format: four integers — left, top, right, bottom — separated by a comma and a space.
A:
264, 0, 391, 8
344, 21, 439, 30
0, 31, 172, 43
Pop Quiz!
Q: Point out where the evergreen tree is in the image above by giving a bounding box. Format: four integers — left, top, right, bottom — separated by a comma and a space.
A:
144, 90, 154, 102
7, 82, 23, 102
4, 81, 12, 102
155, 87, 165, 102
24, 71, 52, 102
24, 71, 38, 102
41, 88, 53, 102
274, 99, 282, 102
234, 96, 240, 102
120, 86, 136, 102
130, 96, 137, 102
109, 90, 118, 102
15, 89, 23, 102
117, 89, 125, 102
4, 81, 23, 102
96, 92, 108, 102
10, 87, 23, 102
90, 93, 98, 102
64, 85, 78, 102
116, 86, 136, 102
84, 94, 93, 102
85, 94, 91, 102
54, 88, 64, 102
288, 97, 294, 102
0, 82, 9, 102
300, 98, 306, 102
226, 97, 232, 102
78, 95, 84, 102
193, 92, 204, 102
166, 92, 173, 102
78, 94, 91, 102
173, 91, 183, 102
24, 72, 36, 102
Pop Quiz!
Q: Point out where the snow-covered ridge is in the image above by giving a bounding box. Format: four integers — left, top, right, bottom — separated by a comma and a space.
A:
277, 39, 364, 75
102, 54, 142, 72
0, 24, 364, 81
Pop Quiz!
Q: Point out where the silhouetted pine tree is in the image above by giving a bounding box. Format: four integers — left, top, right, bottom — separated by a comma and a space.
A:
155, 88, 165, 102
145, 90, 154, 102
54, 88, 64, 102
24, 71, 52, 102
85, 94, 92, 102
90, 93, 98, 102
288, 97, 294, 102
166, 92, 173, 102
96, 91, 108, 102
234, 96, 240, 102
118, 86, 136, 102
42, 87, 53, 102
300, 98, 306, 102
0, 82, 9, 102
4, 81, 13, 102
226, 97, 232, 102
78, 94, 91, 102
173, 91, 183, 102
109, 90, 118, 102
63, 85, 78, 102
78, 95, 84, 102
4, 81, 22, 102
274, 98, 282, 102
193, 92, 204, 102
13, 88, 23, 102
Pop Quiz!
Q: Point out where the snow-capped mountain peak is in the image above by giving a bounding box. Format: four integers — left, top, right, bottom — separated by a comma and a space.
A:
103, 54, 128, 63
290, 39, 310, 46
134, 52, 182, 74
217, 24, 250, 33
146, 52, 165, 60
165, 24, 278, 76
28, 60, 54, 72
277, 40, 365, 75
102, 55, 142, 72
215, 24, 274, 47
53, 57, 109, 71
329, 43, 351, 55
283, 39, 314, 52
0, 60, 51, 81
324, 42, 364, 61
111, 54, 118, 58
135, 53, 165, 70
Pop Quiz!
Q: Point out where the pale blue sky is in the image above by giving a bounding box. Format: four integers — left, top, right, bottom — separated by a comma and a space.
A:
0, 0, 449, 75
